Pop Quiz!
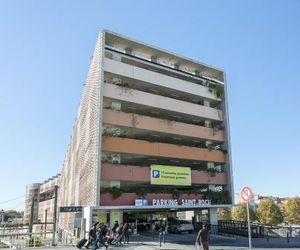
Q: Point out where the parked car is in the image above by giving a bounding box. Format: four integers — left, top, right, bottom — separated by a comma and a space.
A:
169, 220, 194, 234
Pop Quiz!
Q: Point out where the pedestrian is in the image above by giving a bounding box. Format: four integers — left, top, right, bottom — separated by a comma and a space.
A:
112, 221, 119, 233
96, 223, 108, 250
122, 222, 130, 244
85, 222, 98, 249
195, 224, 210, 250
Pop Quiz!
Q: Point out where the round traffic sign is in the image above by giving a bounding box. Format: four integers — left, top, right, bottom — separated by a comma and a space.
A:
241, 186, 253, 203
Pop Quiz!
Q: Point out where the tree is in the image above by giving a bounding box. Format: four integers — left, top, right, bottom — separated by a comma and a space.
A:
257, 198, 283, 225
217, 208, 232, 220
232, 203, 256, 221
283, 197, 300, 224
3, 210, 22, 222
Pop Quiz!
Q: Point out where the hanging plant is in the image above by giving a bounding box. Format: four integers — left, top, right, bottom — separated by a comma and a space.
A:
206, 168, 221, 177
208, 84, 224, 99
101, 186, 123, 199
136, 188, 147, 198
171, 189, 181, 199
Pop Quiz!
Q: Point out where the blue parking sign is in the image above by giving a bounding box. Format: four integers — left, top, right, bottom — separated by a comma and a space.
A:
152, 170, 160, 178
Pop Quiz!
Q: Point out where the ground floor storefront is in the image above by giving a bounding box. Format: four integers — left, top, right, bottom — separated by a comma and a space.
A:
81, 206, 224, 235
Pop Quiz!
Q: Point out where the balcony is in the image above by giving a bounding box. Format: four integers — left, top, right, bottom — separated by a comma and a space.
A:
104, 58, 221, 103
100, 192, 203, 206
100, 163, 227, 185
103, 83, 223, 122
102, 137, 226, 163
104, 31, 224, 83
103, 109, 224, 143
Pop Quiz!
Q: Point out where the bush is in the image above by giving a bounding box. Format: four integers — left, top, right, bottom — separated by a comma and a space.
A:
25, 236, 44, 247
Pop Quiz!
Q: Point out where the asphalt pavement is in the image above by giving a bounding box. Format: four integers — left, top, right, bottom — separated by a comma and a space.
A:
3, 232, 300, 249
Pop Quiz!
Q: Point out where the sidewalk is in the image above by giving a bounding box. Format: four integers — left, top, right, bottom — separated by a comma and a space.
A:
3, 233, 300, 249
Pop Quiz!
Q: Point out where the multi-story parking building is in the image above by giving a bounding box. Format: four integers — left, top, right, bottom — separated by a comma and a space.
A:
26, 30, 234, 233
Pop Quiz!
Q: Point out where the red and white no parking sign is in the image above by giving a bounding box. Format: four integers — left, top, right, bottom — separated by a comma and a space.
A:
241, 186, 253, 203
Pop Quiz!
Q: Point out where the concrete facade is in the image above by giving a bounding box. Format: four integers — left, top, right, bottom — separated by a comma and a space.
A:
25, 30, 234, 232
23, 174, 60, 230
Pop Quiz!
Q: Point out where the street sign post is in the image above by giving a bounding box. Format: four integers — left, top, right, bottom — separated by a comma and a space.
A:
241, 186, 254, 250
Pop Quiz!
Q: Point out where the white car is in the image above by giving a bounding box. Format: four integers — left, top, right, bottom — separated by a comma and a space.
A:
169, 220, 194, 234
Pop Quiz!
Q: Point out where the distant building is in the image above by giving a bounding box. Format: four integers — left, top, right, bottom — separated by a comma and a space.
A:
23, 183, 41, 225
23, 174, 61, 231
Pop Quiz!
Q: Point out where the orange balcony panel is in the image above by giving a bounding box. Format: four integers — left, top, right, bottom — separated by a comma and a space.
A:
102, 137, 225, 163
100, 192, 203, 206
101, 163, 150, 182
101, 163, 227, 185
191, 170, 227, 185
103, 109, 224, 142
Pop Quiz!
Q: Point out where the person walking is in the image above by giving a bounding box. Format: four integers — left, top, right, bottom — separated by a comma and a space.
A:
195, 224, 210, 250
122, 222, 130, 244
85, 222, 98, 249
95, 223, 108, 250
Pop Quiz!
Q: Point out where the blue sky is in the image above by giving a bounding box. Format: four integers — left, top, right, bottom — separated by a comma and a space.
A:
0, 0, 300, 211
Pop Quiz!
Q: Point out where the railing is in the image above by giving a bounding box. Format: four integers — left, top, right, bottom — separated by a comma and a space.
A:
0, 230, 81, 248
59, 229, 80, 246
0, 233, 53, 248
214, 220, 300, 239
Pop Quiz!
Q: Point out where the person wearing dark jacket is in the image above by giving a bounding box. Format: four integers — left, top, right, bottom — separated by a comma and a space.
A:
85, 223, 98, 249
112, 221, 119, 233
196, 224, 210, 250
122, 222, 130, 244
95, 224, 108, 250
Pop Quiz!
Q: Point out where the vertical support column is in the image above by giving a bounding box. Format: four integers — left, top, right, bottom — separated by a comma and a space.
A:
203, 100, 210, 107
44, 209, 48, 238
29, 197, 34, 237
209, 208, 218, 226
52, 185, 58, 246
83, 207, 93, 236
80, 209, 86, 240
204, 120, 211, 128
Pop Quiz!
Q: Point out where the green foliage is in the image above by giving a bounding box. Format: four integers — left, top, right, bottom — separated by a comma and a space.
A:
208, 84, 224, 99
283, 197, 300, 224
26, 236, 43, 247
217, 208, 232, 220
170, 189, 180, 199
206, 168, 221, 177
101, 185, 230, 204
232, 203, 256, 222
136, 188, 146, 198
204, 190, 231, 204
257, 198, 283, 225
101, 186, 124, 198
3, 210, 22, 222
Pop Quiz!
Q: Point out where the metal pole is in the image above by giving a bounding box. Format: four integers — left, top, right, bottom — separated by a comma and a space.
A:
44, 209, 48, 238
52, 185, 58, 246
29, 197, 35, 237
246, 203, 252, 250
